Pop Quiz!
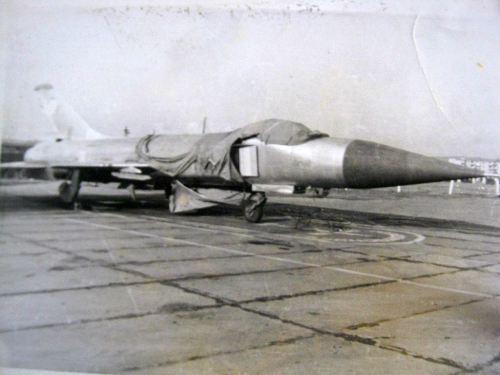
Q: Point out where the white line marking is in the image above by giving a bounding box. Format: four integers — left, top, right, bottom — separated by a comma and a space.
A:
66, 216, 495, 299
100, 234, 139, 314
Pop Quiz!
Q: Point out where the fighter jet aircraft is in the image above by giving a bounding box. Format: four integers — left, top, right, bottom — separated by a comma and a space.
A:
1, 84, 485, 222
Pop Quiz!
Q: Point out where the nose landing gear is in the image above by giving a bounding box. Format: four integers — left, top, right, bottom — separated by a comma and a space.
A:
243, 192, 267, 223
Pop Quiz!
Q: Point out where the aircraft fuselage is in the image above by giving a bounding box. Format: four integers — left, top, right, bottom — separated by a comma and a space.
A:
24, 133, 482, 190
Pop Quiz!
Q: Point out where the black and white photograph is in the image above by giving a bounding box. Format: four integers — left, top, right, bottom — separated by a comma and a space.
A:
1, 0, 499, 374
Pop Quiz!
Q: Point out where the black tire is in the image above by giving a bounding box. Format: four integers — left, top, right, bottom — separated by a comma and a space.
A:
59, 170, 81, 203
314, 187, 330, 198
244, 194, 266, 223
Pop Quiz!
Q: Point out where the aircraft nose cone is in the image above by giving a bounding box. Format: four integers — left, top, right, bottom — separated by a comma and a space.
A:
342, 140, 483, 189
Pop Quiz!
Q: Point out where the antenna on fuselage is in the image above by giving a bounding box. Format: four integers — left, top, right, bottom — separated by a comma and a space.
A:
202, 117, 207, 134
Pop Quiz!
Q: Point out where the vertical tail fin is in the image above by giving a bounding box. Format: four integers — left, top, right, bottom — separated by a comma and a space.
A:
34, 84, 108, 140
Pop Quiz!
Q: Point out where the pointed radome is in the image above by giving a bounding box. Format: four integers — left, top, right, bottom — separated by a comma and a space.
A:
342, 140, 483, 189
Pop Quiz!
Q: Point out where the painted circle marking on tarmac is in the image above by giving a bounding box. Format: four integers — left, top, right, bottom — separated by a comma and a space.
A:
306, 225, 425, 245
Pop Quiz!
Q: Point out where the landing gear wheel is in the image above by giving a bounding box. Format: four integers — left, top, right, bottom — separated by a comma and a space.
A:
313, 187, 330, 198
244, 193, 267, 223
59, 169, 81, 204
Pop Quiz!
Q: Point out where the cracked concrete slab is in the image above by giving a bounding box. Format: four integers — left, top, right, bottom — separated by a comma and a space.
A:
354, 298, 500, 371
466, 252, 500, 263
273, 248, 383, 266
473, 361, 500, 375
178, 267, 387, 302
38, 237, 175, 253
334, 259, 452, 279
246, 282, 480, 332
412, 270, 500, 296
0, 306, 310, 374
75, 245, 250, 264
406, 254, 493, 269
483, 264, 500, 274
0, 282, 216, 331
1, 251, 93, 274
116, 255, 308, 281
418, 237, 498, 255
0, 264, 146, 295
127, 334, 457, 375
8, 227, 131, 242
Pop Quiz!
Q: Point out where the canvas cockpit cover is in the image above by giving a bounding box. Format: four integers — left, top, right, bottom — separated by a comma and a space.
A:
241, 119, 326, 146
136, 119, 327, 182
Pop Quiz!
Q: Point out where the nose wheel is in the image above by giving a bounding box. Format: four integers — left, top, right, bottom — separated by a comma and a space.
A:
244, 192, 267, 223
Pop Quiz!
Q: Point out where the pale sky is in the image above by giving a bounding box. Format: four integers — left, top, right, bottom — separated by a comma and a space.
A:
1, 0, 499, 158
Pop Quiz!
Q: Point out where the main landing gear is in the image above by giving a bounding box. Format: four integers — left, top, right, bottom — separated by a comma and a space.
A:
243, 192, 267, 223
59, 169, 81, 204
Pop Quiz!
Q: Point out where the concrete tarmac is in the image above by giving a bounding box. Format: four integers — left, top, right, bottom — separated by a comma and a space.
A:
0, 181, 499, 374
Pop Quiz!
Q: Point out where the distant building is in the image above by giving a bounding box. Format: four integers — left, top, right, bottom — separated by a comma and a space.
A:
448, 157, 500, 175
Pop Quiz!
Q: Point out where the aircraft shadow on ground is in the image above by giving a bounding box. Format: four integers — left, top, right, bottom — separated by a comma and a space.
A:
270, 204, 499, 235
1, 193, 498, 236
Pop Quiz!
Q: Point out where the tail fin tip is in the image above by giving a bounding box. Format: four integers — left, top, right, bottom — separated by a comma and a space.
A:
33, 83, 109, 140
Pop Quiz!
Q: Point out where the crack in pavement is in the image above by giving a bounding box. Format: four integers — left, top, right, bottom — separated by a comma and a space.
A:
120, 333, 317, 373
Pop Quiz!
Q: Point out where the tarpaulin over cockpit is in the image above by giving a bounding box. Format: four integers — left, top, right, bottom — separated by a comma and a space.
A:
136, 119, 327, 182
